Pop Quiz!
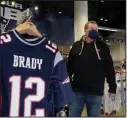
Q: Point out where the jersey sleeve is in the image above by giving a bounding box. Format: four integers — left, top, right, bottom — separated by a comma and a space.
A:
51, 51, 72, 113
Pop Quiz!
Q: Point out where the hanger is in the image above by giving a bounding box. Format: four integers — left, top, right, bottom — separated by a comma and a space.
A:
15, 22, 42, 38
15, 8, 42, 38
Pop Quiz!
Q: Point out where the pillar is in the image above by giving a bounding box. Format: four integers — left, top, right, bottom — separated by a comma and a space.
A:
74, 1, 88, 42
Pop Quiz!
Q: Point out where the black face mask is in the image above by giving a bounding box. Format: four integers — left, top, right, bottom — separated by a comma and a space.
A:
88, 30, 98, 40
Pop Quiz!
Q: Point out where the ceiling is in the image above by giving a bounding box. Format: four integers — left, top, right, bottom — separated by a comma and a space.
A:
18, 1, 74, 18
88, 1, 126, 29
88, 1, 126, 39
17, 1, 126, 39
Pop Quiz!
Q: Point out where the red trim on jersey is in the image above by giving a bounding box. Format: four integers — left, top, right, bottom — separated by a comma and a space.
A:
62, 77, 70, 84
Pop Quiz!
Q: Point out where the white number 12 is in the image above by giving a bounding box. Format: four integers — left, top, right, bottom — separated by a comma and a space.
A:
9, 75, 45, 116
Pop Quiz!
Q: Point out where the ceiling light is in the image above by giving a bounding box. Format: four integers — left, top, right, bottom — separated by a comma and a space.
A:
58, 12, 62, 14
101, 1, 104, 2
34, 6, 39, 11
1, 1, 6, 5
100, 18, 103, 21
11, 1, 15, 6
105, 19, 108, 22
106, 43, 111, 46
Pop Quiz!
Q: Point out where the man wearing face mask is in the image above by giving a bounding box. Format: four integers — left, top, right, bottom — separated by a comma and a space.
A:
67, 21, 117, 117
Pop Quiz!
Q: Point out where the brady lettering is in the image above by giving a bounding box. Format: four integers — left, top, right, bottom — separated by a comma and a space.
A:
13, 55, 43, 70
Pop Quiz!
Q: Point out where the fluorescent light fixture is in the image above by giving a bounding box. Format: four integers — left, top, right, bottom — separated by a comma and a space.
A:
98, 27, 118, 32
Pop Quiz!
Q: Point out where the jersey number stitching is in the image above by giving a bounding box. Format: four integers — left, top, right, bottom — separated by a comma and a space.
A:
9, 75, 45, 116
0, 34, 11, 44
46, 41, 57, 53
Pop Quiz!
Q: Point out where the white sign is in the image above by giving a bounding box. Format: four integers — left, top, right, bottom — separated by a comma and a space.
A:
0, 1, 23, 9
0, 1, 23, 21
1, 6, 22, 20
0, 1, 23, 32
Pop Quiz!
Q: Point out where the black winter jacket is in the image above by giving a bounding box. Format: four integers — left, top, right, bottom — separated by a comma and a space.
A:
67, 37, 117, 95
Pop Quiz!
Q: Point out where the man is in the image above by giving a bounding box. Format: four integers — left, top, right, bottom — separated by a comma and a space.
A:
67, 21, 117, 117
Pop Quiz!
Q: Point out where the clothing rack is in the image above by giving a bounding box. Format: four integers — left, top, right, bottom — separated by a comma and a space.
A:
102, 61, 126, 116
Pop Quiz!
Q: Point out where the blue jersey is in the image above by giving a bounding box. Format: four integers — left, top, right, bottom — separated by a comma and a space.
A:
0, 30, 72, 117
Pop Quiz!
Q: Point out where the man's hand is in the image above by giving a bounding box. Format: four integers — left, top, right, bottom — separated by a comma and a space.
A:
16, 22, 42, 38
109, 93, 116, 101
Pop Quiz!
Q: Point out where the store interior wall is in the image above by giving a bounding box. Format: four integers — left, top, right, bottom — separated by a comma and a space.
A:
109, 41, 125, 62
35, 16, 74, 46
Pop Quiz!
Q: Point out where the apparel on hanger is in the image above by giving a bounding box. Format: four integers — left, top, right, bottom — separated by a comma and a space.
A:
0, 9, 72, 117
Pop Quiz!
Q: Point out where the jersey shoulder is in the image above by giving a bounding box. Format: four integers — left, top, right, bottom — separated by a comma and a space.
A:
44, 39, 64, 67
44, 39, 58, 54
